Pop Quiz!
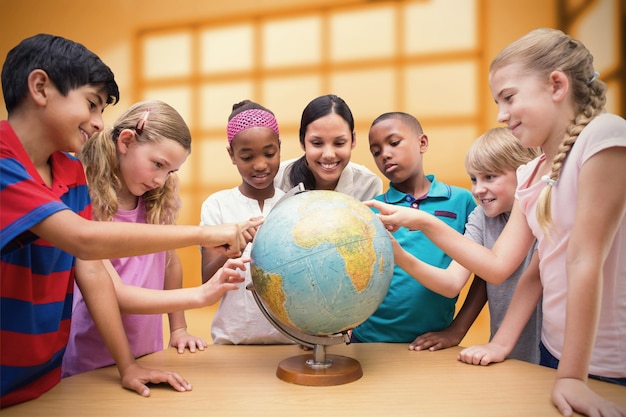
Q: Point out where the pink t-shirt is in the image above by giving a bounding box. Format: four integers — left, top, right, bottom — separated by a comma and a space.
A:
516, 113, 626, 378
62, 199, 165, 377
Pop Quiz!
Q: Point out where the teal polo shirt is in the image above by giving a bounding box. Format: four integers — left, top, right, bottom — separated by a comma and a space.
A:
352, 174, 477, 343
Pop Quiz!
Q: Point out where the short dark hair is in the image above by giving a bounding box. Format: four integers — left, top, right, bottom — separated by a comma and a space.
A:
371, 112, 423, 135
1, 33, 119, 114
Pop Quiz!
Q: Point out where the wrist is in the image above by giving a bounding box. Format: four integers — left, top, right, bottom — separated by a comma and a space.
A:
555, 361, 588, 382
170, 326, 188, 335
489, 335, 514, 355
447, 323, 469, 342
115, 356, 137, 376
198, 225, 209, 247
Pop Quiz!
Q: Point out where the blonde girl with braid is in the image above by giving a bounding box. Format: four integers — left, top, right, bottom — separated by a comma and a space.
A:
63, 100, 249, 377
366, 28, 626, 417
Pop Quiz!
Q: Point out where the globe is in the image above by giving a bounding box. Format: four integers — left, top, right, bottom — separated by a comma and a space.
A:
250, 189, 393, 338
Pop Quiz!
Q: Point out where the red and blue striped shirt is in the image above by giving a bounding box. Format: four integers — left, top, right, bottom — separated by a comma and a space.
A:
0, 120, 91, 407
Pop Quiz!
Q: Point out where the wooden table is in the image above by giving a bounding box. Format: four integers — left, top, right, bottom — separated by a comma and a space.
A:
3, 343, 625, 416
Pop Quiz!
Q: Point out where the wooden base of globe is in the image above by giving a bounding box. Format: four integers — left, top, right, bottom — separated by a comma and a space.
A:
276, 354, 363, 386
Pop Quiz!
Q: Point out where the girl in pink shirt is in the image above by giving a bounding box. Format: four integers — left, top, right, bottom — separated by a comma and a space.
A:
63, 100, 249, 377
367, 28, 626, 417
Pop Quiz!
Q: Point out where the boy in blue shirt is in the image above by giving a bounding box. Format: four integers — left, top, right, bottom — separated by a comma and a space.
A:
352, 112, 476, 343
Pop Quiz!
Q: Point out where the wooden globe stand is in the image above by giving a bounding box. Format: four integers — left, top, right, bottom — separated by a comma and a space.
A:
276, 344, 363, 386
248, 283, 363, 386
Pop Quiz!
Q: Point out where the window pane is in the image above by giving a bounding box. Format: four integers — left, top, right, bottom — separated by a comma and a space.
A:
330, 6, 395, 61
422, 125, 478, 187
198, 138, 240, 185
262, 75, 322, 125
141, 87, 192, 126
331, 69, 396, 121
142, 32, 192, 79
263, 16, 321, 68
177, 190, 194, 224
605, 80, 619, 114
200, 24, 253, 73
576, 0, 615, 70
404, 61, 477, 116
175, 158, 193, 187
278, 129, 305, 163
200, 82, 254, 130
404, 0, 476, 54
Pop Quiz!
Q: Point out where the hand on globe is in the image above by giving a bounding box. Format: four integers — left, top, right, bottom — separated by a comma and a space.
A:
250, 191, 394, 337
242, 216, 264, 244
366, 199, 435, 233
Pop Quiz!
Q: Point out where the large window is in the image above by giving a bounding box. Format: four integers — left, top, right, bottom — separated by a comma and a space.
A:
134, 0, 483, 226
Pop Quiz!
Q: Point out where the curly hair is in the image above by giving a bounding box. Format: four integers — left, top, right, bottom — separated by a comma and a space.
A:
79, 100, 191, 225
490, 28, 607, 234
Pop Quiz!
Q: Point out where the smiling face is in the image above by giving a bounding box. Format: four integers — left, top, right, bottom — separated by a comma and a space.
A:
41, 79, 109, 154
490, 63, 566, 151
302, 112, 355, 190
229, 126, 281, 199
468, 169, 517, 217
116, 130, 189, 204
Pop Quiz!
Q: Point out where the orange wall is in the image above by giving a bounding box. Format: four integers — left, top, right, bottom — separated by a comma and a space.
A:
0, 0, 557, 287
0, 0, 558, 344
1, 0, 556, 127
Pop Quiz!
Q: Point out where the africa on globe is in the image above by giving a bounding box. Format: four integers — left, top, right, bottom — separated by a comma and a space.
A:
250, 190, 393, 338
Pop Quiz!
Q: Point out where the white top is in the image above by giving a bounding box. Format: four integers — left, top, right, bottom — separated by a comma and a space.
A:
274, 158, 383, 201
200, 187, 293, 344
516, 113, 626, 377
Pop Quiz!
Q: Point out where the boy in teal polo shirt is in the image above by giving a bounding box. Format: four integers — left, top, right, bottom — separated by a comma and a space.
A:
352, 112, 476, 343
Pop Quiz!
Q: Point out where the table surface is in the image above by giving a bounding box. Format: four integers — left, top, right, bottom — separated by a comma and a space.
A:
3, 343, 625, 417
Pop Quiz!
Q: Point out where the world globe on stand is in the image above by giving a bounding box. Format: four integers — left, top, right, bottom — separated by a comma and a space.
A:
249, 189, 393, 385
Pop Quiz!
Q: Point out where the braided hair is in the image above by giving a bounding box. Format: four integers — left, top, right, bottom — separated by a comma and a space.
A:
490, 28, 607, 234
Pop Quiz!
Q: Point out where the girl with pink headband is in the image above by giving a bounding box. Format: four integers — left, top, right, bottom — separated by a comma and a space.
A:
200, 100, 294, 345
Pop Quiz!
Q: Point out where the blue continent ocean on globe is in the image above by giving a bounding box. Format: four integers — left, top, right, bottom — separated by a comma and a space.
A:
250, 190, 393, 336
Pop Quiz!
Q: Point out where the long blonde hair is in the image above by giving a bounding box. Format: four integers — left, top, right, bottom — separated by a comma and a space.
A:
80, 100, 192, 225
490, 28, 607, 234
465, 127, 539, 175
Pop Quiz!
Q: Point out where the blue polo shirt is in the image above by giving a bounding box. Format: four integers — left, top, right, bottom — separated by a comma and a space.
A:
352, 175, 476, 343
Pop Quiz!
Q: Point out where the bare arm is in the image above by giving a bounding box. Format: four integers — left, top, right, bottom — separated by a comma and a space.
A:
410, 276, 487, 351
458, 250, 542, 365
31, 213, 262, 260
201, 246, 228, 284
445, 277, 488, 341
103, 258, 247, 314
201, 216, 260, 284
164, 250, 208, 353
367, 200, 535, 284
392, 235, 472, 298
552, 147, 626, 417
75, 259, 192, 397
164, 250, 188, 331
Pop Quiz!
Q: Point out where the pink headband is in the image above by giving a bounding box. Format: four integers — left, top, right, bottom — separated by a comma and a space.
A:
227, 109, 280, 144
